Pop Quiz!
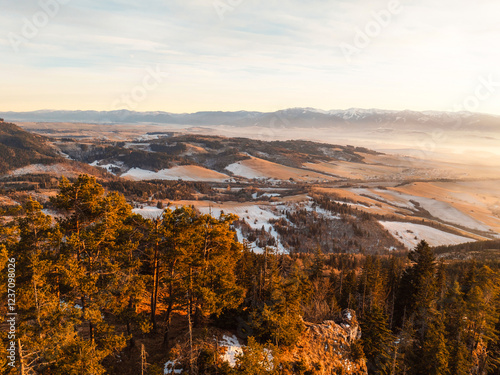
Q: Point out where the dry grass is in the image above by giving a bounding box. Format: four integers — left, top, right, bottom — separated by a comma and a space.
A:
230, 157, 337, 182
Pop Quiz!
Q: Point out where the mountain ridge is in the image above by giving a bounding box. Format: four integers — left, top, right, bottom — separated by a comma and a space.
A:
2, 108, 499, 130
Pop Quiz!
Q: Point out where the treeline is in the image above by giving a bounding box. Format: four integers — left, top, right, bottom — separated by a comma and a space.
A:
1, 175, 499, 375
103, 179, 214, 201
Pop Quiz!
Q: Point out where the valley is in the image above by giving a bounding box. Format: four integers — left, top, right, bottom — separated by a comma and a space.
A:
1, 112, 500, 375
1, 117, 499, 255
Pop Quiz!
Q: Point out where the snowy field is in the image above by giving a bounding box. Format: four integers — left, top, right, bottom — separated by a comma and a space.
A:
379, 221, 476, 249
197, 204, 281, 231
352, 188, 493, 232
225, 157, 334, 182
121, 165, 229, 182
89, 160, 122, 174
132, 206, 164, 219
8, 163, 78, 177
225, 161, 269, 179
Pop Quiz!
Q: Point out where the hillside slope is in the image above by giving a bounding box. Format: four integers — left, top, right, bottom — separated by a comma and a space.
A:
0, 122, 61, 173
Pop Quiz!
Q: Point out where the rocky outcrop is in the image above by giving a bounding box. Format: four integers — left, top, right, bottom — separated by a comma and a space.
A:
291, 309, 367, 374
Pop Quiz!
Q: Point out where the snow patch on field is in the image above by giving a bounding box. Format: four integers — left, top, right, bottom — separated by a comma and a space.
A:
225, 157, 332, 182
133, 206, 164, 219
122, 166, 229, 182
299, 200, 342, 220
136, 134, 159, 141
197, 205, 280, 231
409, 197, 491, 232
164, 360, 182, 374
351, 188, 492, 232
89, 160, 122, 174
380, 221, 476, 249
0, 196, 20, 206
262, 193, 281, 198
350, 188, 414, 210
225, 161, 268, 179
41, 209, 63, 218
197, 204, 287, 254
9, 163, 76, 176
220, 335, 243, 367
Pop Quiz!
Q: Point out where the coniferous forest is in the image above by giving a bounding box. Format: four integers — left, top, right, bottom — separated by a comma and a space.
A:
1, 175, 500, 374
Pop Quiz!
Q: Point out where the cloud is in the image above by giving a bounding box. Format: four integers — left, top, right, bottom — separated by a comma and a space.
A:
1, 0, 500, 114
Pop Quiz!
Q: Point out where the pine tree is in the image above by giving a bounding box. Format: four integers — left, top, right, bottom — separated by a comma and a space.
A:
250, 253, 307, 347
159, 207, 245, 351
444, 281, 472, 375
463, 266, 500, 374
191, 212, 245, 322
359, 256, 385, 316
160, 206, 198, 346
105, 212, 145, 339
397, 240, 438, 338
396, 240, 442, 375
387, 255, 404, 330
340, 269, 358, 311
51, 175, 129, 371
235, 337, 276, 374
361, 305, 395, 374
420, 314, 449, 375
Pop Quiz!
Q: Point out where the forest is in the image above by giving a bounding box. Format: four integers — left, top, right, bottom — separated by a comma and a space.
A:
1, 175, 499, 374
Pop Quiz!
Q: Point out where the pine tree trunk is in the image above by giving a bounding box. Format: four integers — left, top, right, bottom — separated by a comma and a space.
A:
89, 321, 94, 343
141, 344, 146, 375
362, 278, 366, 317
33, 278, 41, 327
55, 270, 60, 306
163, 265, 176, 349
17, 339, 26, 375
389, 287, 396, 330
151, 237, 160, 333
391, 344, 398, 375
162, 299, 174, 349
188, 266, 194, 375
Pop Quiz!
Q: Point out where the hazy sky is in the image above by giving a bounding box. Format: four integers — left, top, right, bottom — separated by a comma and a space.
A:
1, 0, 500, 114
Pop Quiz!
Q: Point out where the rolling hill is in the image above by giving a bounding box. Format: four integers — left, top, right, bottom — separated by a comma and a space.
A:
1, 123, 499, 253
0, 121, 62, 173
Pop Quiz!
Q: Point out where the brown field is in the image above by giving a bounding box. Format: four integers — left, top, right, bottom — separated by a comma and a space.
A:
227, 157, 337, 182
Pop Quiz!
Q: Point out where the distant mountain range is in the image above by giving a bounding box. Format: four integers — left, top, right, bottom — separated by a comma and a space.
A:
1, 108, 500, 131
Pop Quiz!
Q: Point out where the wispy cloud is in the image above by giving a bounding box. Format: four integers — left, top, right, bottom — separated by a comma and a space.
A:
1, 0, 500, 114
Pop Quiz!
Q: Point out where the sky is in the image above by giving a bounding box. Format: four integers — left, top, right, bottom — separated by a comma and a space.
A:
1, 0, 500, 114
